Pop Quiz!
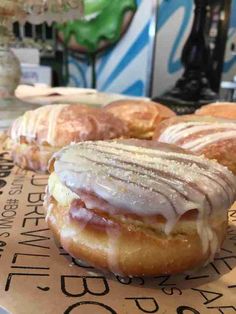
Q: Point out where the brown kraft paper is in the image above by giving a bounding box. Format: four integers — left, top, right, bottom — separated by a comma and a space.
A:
0, 149, 235, 314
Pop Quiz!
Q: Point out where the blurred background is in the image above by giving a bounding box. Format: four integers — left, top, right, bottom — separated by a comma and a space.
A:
11, 0, 236, 105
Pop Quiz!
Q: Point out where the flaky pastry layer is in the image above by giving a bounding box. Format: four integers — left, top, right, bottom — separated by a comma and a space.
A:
9, 140, 57, 173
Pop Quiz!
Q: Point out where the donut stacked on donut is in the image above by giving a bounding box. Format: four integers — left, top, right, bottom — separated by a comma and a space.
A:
196, 102, 236, 120
153, 115, 236, 174
104, 99, 176, 139
7, 104, 129, 173
44, 140, 236, 276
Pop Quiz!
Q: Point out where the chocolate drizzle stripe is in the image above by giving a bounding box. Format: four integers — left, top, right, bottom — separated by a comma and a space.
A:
86, 141, 234, 201
76, 147, 205, 202
59, 157, 179, 215
90, 140, 232, 179
92, 147, 231, 206
90, 149, 214, 211
73, 146, 220, 211
196, 172, 231, 205
53, 142, 236, 230
64, 149, 213, 213
108, 173, 180, 215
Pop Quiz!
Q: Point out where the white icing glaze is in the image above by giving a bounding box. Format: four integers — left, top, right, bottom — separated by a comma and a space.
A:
196, 207, 222, 261
53, 140, 235, 217
106, 226, 123, 275
158, 121, 236, 151
48, 172, 78, 206
49, 141, 236, 270
182, 131, 236, 151
45, 203, 54, 225
11, 104, 69, 146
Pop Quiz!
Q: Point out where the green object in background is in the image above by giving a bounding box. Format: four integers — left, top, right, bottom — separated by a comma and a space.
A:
84, 0, 110, 16
58, 0, 137, 53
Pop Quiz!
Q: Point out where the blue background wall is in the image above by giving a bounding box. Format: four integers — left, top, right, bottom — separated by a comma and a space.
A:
67, 0, 236, 97
67, 0, 155, 97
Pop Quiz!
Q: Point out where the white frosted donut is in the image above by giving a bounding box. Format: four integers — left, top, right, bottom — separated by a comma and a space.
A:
44, 140, 236, 276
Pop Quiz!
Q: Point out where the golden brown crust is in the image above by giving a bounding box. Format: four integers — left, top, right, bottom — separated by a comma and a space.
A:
104, 99, 175, 139
153, 115, 236, 175
0, 131, 7, 146
195, 102, 236, 119
197, 139, 236, 175
9, 141, 56, 173
45, 194, 227, 276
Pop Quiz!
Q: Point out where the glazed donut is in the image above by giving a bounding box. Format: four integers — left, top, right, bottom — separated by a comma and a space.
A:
104, 99, 175, 139
153, 115, 236, 175
7, 104, 129, 173
195, 102, 236, 119
44, 140, 236, 276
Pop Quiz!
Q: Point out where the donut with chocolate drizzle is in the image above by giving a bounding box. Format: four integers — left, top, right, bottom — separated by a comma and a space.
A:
44, 139, 236, 276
